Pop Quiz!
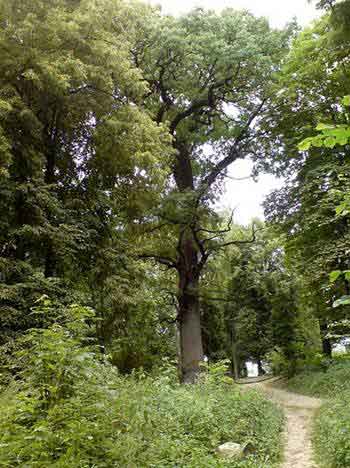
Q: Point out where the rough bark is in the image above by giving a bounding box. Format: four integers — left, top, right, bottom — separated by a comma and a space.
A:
257, 359, 266, 376
177, 233, 204, 383
320, 321, 332, 358
178, 283, 204, 383
43, 127, 57, 278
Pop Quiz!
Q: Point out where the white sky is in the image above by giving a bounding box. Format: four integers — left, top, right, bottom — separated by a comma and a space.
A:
150, 0, 318, 28
149, 0, 319, 224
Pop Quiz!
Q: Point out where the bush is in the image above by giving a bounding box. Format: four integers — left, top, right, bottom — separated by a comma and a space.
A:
314, 391, 350, 468
0, 307, 284, 467
286, 357, 350, 468
0, 376, 283, 468
287, 359, 350, 398
266, 348, 290, 376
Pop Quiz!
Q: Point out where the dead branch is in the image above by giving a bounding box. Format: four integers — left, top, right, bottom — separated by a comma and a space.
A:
138, 254, 178, 269
207, 224, 264, 252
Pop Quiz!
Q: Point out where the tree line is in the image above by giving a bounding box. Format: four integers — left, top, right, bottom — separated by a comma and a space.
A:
1, 0, 350, 383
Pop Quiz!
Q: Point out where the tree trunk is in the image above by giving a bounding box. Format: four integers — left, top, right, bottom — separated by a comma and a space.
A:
173, 143, 204, 382
177, 233, 204, 383
178, 285, 203, 383
231, 342, 239, 380
239, 362, 247, 378
257, 359, 265, 376
319, 320, 332, 358
230, 326, 239, 380
322, 337, 332, 358
175, 325, 183, 381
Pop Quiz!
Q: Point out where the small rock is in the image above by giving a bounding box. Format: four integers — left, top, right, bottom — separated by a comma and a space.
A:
217, 442, 244, 459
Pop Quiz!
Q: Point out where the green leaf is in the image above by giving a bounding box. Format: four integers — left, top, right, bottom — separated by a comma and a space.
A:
298, 138, 312, 151
316, 123, 335, 131
338, 135, 349, 145
342, 95, 350, 106
335, 202, 350, 216
311, 136, 325, 148
324, 136, 336, 148
333, 296, 350, 308
329, 270, 342, 283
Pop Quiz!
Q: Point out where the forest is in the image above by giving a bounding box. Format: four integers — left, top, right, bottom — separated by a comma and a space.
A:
0, 0, 350, 466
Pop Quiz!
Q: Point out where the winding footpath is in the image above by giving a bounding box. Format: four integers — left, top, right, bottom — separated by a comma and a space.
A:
240, 377, 322, 468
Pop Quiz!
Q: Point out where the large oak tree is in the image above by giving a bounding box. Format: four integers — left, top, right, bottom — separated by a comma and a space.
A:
134, 8, 291, 382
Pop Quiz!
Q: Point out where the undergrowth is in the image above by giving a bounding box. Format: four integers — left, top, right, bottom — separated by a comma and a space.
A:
0, 304, 283, 467
287, 356, 350, 468
314, 390, 350, 468
287, 358, 350, 398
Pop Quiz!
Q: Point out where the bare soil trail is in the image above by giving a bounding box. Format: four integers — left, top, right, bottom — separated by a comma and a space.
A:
239, 377, 322, 468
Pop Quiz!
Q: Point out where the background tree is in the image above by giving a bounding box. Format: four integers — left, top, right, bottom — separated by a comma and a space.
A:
0, 0, 171, 359
200, 221, 316, 378
263, 1, 350, 357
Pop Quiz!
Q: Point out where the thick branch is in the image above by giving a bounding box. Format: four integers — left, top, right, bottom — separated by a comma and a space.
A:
196, 210, 235, 236
138, 254, 178, 269
200, 99, 267, 192
170, 98, 210, 134
169, 73, 238, 134
208, 224, 263, 252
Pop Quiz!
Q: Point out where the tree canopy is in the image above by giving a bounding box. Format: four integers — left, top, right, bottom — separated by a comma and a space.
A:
1, 2, 350, 464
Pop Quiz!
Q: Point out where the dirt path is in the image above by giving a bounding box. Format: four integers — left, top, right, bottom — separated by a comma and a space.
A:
242, 378, 322, 468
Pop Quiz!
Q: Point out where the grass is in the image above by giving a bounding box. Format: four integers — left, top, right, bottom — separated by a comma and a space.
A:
0, 372, 284, 467
314, 390, 350, 468
0, 316, 284, 468
287, 355, 350, 468
287, 357, 350, 398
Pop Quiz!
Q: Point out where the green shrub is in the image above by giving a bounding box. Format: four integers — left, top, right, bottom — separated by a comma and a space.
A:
266, 345, 313, 378
266, 348, 290, 376
0, 306, 284, 467
287, 358, 350, 467
314, 391, 350, 468
287, 359, 350, 398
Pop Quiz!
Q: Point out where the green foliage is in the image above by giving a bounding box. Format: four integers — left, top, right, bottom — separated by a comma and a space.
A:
329, 270, 343, 283
287, 357, 350, 398
297, 95, 350, 313
314, 390, 350, 468
266, 348, 290, 376
0, 311, 283, 468
264, 11, 350, 351
200, 221, 317, 377
0, 0, 172, 360
287, 355, 350, 468
298, 96, 350, 150
333, 296, 350, 308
